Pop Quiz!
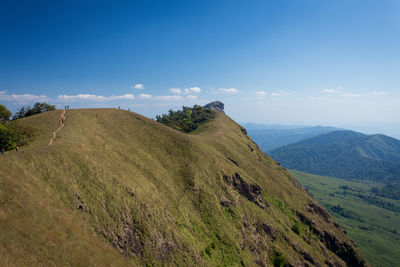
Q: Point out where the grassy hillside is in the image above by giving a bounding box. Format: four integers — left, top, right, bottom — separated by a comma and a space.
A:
292, 170, 400, 267
0, 109, 366, 266
269, 130, 400, 182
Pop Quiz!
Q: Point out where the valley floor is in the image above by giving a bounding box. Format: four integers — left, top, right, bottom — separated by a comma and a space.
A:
292, 170, 400, 267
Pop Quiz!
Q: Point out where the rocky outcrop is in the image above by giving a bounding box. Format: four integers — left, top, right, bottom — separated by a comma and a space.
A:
297, 211, 366, 267
204, 101, 225, 114
223, 173, 269, 209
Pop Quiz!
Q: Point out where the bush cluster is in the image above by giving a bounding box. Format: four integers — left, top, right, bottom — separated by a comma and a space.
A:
0, 103, 51, 151
156, 105, 215, 133
13, 102, 56, 119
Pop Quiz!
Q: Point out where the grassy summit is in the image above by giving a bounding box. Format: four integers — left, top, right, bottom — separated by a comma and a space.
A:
0, 108, 366, 266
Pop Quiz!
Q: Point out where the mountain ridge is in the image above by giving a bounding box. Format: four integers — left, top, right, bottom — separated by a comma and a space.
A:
0, 109, 366, 266
246, 125, 341, 151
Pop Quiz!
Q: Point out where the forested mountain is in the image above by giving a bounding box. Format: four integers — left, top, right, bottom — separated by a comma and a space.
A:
270, 130, 400, 182
246, 125, 340, 151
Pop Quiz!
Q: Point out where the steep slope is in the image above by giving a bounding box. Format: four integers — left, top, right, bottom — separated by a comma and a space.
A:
246, 126, 340, 152
0, 109, 366, 266
269, 130, 400, 182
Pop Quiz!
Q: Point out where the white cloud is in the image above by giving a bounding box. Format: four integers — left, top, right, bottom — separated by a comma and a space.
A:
132, 83, 145, 90
169, 88, 182, 94
256, 91, 267, 96
341, 93, 360, 97
57, 94, 135, 101
322, 89, 340, 93
270, 90, 289, 97
0, 90, 50, 102
321, 86, 344, 94
220, 88, 238, 94
139, 93, 152, 99
186, 95, 197, 99
322, 89, 337, 93
372, 91, 387, 96
110, 94, 135, 100
184, 86, 201, 94
169, 87, 201, 94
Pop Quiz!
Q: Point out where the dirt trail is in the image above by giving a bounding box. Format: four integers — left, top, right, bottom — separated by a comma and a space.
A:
49, 110, 66, 146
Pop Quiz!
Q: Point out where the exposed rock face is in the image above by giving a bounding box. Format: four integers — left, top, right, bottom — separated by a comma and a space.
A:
297, 211, 366, 267
204, 101, 225, 113
223, 173, 269, 210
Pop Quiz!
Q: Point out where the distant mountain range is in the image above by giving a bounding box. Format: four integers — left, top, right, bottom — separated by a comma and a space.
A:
244, 124, 340, 151
269, 130, 400, 182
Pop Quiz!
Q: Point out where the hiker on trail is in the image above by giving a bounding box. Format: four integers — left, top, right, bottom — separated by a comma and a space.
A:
61, 117, 64, 124
1, 148, 4, 155
15, 146, 19, 152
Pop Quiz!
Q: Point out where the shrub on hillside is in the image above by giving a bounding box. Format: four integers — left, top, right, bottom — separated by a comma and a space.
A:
0, 104, 35, 151
13, 102, 56, 119
0, 104, 12, 122
156, 105, 215, 133
0, 124, 19, 150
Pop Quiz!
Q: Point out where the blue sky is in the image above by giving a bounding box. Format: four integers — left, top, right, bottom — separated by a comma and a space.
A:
1, 0, 400, 136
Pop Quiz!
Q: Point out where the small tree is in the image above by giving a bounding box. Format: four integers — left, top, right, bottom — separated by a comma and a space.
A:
0, 104, 11, 122
0, 124, 18, 150
13, 102, 56, 119
25, 102, 56, 117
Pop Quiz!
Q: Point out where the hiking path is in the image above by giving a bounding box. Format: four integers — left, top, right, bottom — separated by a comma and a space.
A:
49, 110, 66, 146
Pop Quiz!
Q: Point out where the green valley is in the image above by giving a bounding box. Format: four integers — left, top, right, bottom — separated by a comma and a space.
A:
291, 170, 400, 267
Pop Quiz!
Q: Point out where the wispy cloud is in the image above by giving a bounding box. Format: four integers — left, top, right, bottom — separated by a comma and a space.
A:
186, 95, 197, 99
169, 88, 182, 94
169, 87, 201, 94
0, 90, 50, 103
341, 93, 360, 97
184, 86, 201, 94
220, 88, 238, 94
372, 91, 387, 96
322, 89, 338, 93
132, 83, 145, 90
139, 93, 152, 99
321, 86, 344, 94
270, 90, 289, 97
256, 90, 267, 96
57, 94, 135, 101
